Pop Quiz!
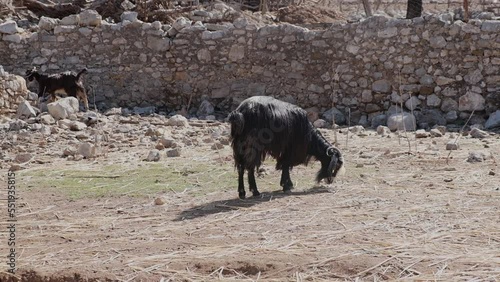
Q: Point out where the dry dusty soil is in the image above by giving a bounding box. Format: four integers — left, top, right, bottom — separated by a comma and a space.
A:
0, 115, 499, 281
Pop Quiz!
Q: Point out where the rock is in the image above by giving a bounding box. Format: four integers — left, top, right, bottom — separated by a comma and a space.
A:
117, 124, 132, 133
40, 114, 56, 124
9, 164, 25, 172
470, 127, 488, 139
81, 111, 99, 125
313, 119, 328, 128
166, 148, 181, 157
415, 109, 447, 129
415, 129, 430, 138
430, 128, 444, 137
445, 111, 458, 122
159, 137, 175, 148
322, 107, 345, 125
387, 112, 416, 131
371, 114, 387, 128
79, 10, 102, 26
154, 197, 165, 205
376, 125, 391, 136
78, 142, 96, 158
211, 142, 224, 150
47, 97, 79, 120
467, 151, 489, 163
0, 20, 21, 34
14, 153, 33, 163
458, 92, 486, 112
372, 79, 392, 93
172, 17, 191, 31
16, 100, 37, 119
133, 106, 155, 115
167, 115, 188, 127
305, 107, 319, 122
69, 121, 87, 131
205, 115, 216, 121
9, 120, 28, 131
39, 16, 59, 30
146, 149, 161, 162
446, 141, 459, 150
63, 147, 77, 156
155, 142, 165, 150
485, 110, 500, 129
39, 125, 51, 135
104, 107, 122, 115
121, 11, 138, 22
405, 96, 421, 111
349, 125, 365, 134
197, 100, 215, 117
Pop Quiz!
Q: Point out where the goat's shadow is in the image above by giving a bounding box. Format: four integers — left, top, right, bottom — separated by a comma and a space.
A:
173, 186, 334, 221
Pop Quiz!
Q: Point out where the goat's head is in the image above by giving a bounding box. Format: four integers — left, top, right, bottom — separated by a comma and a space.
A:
316, 146, 344, 184
25, 67, 38, 82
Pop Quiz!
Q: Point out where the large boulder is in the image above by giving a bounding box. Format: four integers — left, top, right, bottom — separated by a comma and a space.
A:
387, 112, 416, 131
16, 100, 37, 119
485, 110, 500, 129
47, 97, 80, 120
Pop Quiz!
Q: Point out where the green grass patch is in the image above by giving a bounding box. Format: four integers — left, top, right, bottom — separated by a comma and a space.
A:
19, 160, 236, 200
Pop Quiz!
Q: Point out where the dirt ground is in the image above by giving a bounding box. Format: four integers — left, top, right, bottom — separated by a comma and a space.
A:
0, 116, 499, 281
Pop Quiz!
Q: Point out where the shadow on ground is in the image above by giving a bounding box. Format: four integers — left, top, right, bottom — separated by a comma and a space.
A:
174, 186, 334, 221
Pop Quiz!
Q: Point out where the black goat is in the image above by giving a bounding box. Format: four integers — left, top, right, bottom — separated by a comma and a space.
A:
25, 68, 89, 111
228, 96, 344, 199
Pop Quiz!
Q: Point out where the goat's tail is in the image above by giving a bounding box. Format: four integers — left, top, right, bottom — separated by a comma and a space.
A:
228, 111, 244, 137
76, 68, 88, 80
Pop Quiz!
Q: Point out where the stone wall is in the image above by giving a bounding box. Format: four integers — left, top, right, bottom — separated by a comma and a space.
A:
0, 9, 499, 126
0, 65, 28, 112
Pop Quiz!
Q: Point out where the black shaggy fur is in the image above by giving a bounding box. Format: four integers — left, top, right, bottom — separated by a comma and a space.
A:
228, 96, 344, 199
25, 68, 89, 110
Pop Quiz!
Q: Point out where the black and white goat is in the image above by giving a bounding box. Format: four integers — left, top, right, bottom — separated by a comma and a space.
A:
25, 68, 89, 111
228, 96, 344, 199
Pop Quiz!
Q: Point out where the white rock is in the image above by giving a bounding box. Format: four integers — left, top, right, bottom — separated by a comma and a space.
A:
16, 100, 37, 119
313, 119, 328, 128
387, 112, 416, 131
446, 141, 459, 150
167, 115, 188, 127
470, 128, 489, 139
47, 97, 79, 120
0, 20, 21, 34
79, 10, 102, 26
121, 11, 138, 22
39, 16, 60, 30
69, 121, 87, 131
415, 129, 430, 138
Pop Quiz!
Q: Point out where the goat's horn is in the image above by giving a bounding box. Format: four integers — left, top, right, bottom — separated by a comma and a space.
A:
326, 147, 336, 156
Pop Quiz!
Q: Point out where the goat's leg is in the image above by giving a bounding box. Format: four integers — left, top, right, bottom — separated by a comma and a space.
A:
247, 168, 261, 197
280, 166, 294, 193
237, 165, 246, 199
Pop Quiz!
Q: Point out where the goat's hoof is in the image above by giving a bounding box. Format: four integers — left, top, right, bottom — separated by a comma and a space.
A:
283, 187, 293, 195
252, 191, 261, 197
238, 191, 246, 199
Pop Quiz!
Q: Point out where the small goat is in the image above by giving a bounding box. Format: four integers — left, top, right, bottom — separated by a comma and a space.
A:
228, 96, 344, 199
25, 68, 89, 111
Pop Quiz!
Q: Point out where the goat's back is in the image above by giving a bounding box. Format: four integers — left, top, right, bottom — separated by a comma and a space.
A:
229, 96, 313, 168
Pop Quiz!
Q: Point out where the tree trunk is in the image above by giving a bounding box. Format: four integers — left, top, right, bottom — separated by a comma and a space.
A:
406, 0, 422, 19
361, 0, 372, 17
